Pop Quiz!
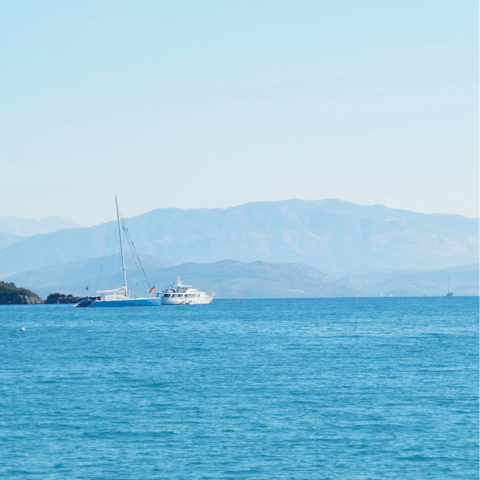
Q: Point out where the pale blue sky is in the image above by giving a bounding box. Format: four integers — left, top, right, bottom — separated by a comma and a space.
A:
1, 0, 477, 225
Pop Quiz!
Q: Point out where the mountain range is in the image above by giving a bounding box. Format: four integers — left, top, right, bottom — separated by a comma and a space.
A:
333, 263, 479, 297
4, 255, 478, 299
0, 215, 83, 237
0, 200, 477, 277
3, 256, 360, 299
0, 232, 22, 250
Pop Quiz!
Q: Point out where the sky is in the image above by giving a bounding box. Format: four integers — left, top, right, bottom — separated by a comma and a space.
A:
1, 0, 478, 226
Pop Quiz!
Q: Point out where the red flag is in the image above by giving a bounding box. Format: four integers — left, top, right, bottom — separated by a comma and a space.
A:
149, 286, 156, 294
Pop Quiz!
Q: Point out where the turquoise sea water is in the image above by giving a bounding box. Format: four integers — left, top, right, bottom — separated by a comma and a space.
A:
1, 298, 478, 479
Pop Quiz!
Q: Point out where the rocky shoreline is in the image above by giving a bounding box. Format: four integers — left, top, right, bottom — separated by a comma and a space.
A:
0, 281, 43, 305
0, 282, 83, 305
44, 293, 82, 304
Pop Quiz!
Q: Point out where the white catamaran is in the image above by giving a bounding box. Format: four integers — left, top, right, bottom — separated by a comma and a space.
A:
75, 197, 162, 307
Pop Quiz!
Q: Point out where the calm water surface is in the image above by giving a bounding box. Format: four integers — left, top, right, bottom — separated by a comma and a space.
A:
1, 298, 478, 479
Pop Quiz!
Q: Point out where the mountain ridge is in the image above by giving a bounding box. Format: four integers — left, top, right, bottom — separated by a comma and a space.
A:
0, 199, 477, 276
0, 215, 83, 237
0, 231, 23, 250
3, 256, 477, 300
2, 257, 365, 299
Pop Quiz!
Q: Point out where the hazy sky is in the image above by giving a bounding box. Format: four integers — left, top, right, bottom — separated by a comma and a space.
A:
1, 0, 478, 225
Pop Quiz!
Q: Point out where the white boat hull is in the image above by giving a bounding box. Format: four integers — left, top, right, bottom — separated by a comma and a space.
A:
161, 295, 214, 305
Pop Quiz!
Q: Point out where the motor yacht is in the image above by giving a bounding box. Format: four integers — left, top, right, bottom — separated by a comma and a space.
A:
159, 277, 214, 305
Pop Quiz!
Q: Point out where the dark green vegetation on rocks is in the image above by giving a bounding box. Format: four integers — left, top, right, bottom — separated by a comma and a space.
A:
0, 281, 42, 304
45, 293, 82, 304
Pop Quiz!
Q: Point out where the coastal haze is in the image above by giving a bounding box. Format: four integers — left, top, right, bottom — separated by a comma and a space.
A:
0, 215, 83, 237
1, 1, 476, 298
5, 257, 478, 300
0, 216, 83, 250
0, 199, 478, 298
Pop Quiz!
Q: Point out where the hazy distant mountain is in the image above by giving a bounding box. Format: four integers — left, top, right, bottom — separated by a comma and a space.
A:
5, 257, 477, 300
0, 231, 23, 250
334, 263, 479, 297
3, 254, 173, 298
4, 258, 364, 299
0, 215, 82, 237
0, 200, 477, 276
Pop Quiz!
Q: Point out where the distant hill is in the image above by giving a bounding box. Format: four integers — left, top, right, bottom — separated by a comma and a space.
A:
334, 263, 479, 297
4, 258, 364, 299
0, 200, 477, 276
0, 231, 23, 250
3, 254, 173, 298
0, 215, 82, 237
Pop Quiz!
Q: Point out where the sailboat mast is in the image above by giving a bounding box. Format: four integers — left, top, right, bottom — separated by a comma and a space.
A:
115, 195, 128, 295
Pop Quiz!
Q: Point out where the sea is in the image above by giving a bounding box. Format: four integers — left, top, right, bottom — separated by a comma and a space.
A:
1, 297, 478, 479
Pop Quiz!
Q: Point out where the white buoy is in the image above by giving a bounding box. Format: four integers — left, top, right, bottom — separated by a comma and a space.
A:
20, 327, 25, 331
90, 321, 93, 323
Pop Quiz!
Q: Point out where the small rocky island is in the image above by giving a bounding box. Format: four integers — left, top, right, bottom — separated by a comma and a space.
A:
44, 293, 82, 304
0, 281, 43, 304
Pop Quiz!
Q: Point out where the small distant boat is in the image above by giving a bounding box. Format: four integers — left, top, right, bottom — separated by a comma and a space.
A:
447, 274, 453, 297
159, 277, 214, 305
